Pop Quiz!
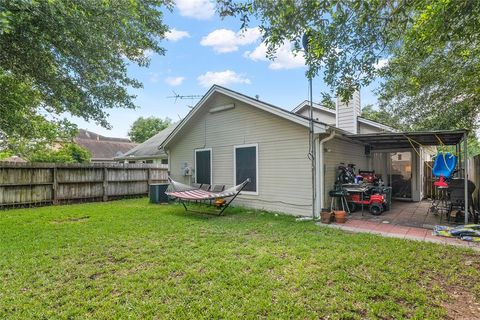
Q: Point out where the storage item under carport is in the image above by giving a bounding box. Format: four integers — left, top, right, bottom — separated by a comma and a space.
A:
381, 186, 392, 210
342, 184, 388, 215
149, 183, 169, 204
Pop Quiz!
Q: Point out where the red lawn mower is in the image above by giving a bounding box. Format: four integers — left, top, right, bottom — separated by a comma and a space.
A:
335, 164, 390, 215
345, 187, 387, 215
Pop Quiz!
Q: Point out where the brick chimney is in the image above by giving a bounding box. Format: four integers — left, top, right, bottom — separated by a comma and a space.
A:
336, 91, 361, 134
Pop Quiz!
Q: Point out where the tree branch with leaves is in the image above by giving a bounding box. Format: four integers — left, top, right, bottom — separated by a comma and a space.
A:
0, 0, 172, 150
219, 0, 480, 137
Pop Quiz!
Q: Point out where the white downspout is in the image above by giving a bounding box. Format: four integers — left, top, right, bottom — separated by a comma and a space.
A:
318, 130, 336, 212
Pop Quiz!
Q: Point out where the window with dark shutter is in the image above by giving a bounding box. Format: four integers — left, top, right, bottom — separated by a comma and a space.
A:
195, 149, 211, 184
235, 145, 257, 193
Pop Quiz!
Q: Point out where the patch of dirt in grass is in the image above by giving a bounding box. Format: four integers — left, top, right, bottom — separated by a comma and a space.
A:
278, 252, 289, 259
108, 255, 128, 264
442, 285, 480, 319
266, 268, 285, 282
432, 256, 480, 320
114, 262, 155, 277
110, 289, 122, 297
463, 254, 480, 272
88, 272, 104, 280
168, 271, 185, 279
52, 216, 90, 224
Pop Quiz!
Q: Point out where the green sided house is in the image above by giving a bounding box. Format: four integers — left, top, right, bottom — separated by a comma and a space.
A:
160, 85, 468, 217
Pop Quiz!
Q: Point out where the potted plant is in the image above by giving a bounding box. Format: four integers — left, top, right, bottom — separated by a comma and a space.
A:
320, 208, 332, 224
334, 210, 347, 223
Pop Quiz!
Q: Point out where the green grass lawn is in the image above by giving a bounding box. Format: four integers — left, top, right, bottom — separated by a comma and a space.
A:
1, 199, 479, 319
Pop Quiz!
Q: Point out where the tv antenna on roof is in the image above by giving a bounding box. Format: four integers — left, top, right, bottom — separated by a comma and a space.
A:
166, 91, 203, 103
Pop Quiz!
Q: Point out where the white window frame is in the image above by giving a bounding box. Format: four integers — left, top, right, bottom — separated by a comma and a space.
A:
194, 148, 212, 185
233, 143, 258, 195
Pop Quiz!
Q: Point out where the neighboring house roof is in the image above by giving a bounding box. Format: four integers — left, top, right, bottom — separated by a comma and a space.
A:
293, 100, 395, 132
115, 124, 178, 160
77, 129, 132, 143
74, 129, 137, 161
162, 85, 328, 148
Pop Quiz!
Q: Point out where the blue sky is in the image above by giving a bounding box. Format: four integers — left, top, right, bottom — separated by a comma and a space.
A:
72, 0, 381, 138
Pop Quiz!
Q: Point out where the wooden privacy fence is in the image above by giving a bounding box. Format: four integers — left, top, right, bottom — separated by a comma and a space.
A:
423, 161, 435, 199
0, 162, 168, 208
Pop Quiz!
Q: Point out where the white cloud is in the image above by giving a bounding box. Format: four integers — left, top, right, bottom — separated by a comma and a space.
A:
200, 27, 261, 53
176, 0, 215, 20
165, 28, 190, 42
244, 42, 305, 70
373, 58, 389, 70
165, 76, 185, 86
197, 70, 251, 88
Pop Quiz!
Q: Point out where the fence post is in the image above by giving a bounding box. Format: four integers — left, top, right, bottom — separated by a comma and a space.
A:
103, 166, 108, 202
52, 165, 58, 204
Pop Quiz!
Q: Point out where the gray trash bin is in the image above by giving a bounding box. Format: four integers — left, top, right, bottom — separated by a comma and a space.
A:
149, 183, 169, 203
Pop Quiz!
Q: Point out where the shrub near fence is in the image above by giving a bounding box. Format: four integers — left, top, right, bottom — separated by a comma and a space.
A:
0, 162, 168, 208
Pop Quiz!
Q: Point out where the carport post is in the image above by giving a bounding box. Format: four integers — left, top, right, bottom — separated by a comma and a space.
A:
464, 136, 469, 224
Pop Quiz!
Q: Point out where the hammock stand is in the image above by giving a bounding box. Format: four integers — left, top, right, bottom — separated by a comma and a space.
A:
166, 177, 250, 215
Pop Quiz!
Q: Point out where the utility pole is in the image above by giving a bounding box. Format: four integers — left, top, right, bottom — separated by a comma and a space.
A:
303, 32, 317, 219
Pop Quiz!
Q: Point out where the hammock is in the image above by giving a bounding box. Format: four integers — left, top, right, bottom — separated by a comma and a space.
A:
166, 177, 250, 215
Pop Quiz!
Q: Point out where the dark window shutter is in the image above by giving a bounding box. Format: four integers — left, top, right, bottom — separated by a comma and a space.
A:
235, 146, 256, 192
196, 150, 211, 184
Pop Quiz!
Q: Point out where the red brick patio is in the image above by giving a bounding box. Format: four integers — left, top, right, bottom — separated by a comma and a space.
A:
320, 200, 480, 250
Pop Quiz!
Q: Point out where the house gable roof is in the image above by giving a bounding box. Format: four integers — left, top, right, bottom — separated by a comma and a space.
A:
162, 85, 328, 148
357, 117, 395, 132
293, 100, 336, 115
292, 100, 395, 132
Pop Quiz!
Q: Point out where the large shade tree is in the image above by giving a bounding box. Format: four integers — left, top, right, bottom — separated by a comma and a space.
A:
0, 0, 172, 153
219, 0, 480, 135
